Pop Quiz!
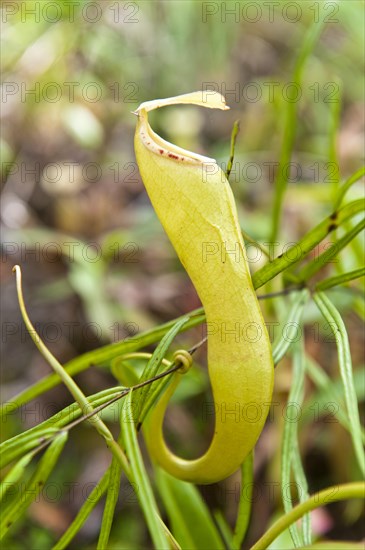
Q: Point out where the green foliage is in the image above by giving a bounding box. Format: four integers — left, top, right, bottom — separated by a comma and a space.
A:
54, 470, 110, 550
232, 452, 254, 548
121, 392, 170, 549
1, 1, 364, 548
281, 341, 311, 547
155, 468, 225, 549
313, 293, 365, 475
2, 173, 363, 550
1, 432, 68, 540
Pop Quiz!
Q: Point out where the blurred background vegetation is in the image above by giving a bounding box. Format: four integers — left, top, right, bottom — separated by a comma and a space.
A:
1, 1, 364, 548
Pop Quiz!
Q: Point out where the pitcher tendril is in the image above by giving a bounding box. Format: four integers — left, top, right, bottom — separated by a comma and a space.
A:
133, 91, 274, 484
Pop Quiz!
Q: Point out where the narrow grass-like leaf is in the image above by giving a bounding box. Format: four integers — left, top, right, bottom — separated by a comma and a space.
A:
1, 427, 60, 470
291, 351, 311, 547
255, 199, 364, 289
327, 78, 342, 198
0, 431, 67, 540
121, 391, 169, 549
213, 510, 233, 549
314, 292, 365, 475
97, 442, 123, 549
156, 515, 181, 550
54, 469, 110, 550
226, 119, 240, 178
272, 290, 309, 365
334, 166, 365, 210
138, 361, 180, 428
232, 451, 253, 549
0, 451, 34, 502
291, 442, 311, 546
298, 217, 365, 282
155, 467, 225, 550
315, 267, 365, 291
281, 342, 309, 547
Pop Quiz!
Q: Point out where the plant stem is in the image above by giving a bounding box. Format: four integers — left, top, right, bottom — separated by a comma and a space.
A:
250, 482, 365, 550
